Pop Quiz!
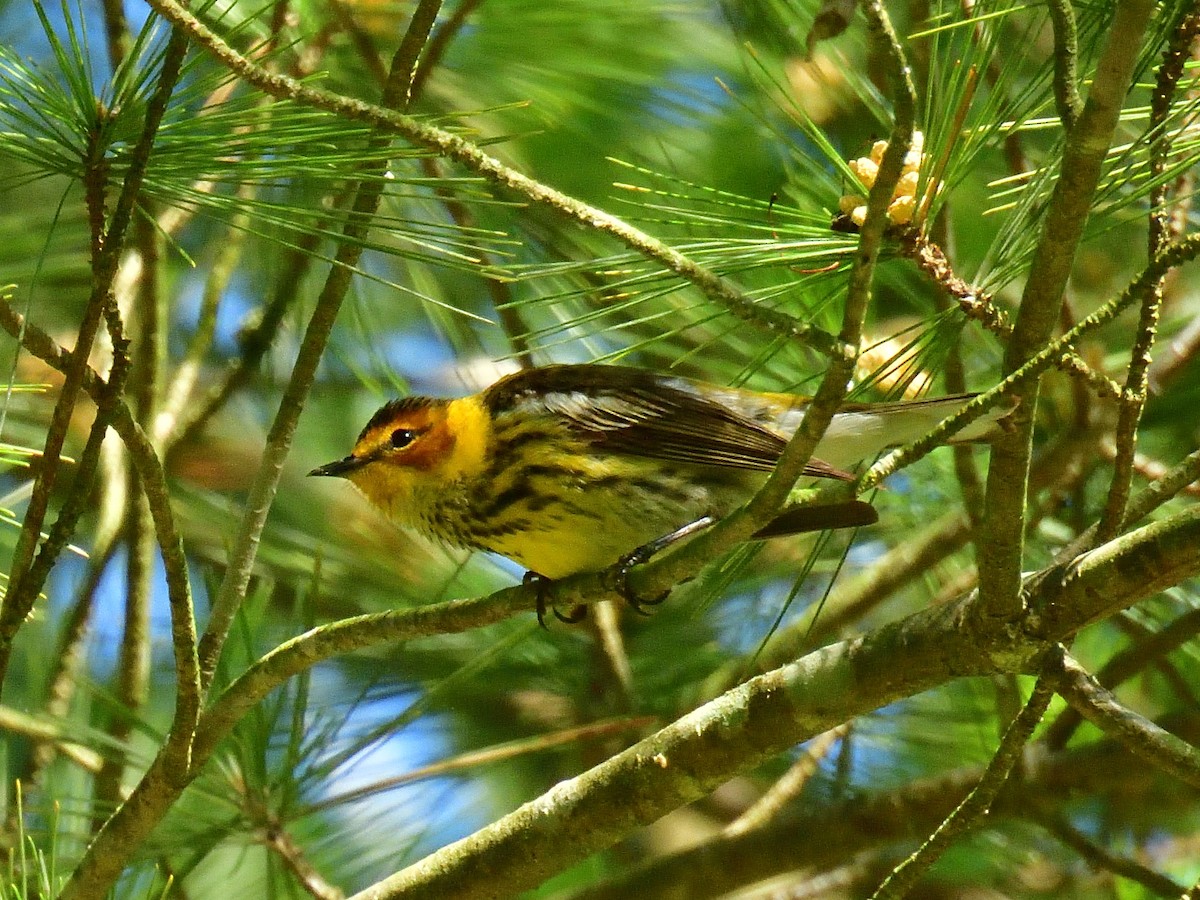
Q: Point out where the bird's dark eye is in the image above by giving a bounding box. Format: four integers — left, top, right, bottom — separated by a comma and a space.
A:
390, 428, 417, 449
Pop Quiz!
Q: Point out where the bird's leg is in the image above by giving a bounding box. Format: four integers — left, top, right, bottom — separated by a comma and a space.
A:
523, 571, 587, 628
528, 514, 718, 625
616, 515, 715, 615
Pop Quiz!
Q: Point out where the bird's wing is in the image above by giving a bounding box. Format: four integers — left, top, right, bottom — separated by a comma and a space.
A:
484, 365, 852, 481
752, 499, 878, 538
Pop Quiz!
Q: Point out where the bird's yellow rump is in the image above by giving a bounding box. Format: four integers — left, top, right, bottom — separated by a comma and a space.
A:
311, 364, 1004, 587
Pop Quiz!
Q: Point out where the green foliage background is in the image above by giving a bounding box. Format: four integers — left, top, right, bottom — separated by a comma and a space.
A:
0, 0, 1197, 898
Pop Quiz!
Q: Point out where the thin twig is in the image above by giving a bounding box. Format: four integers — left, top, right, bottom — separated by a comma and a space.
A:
1112, 615, 1200, 709
1098, 8, 1200, 543
0, 705, 105, 773
1122, 445, 1200, 525
390, 0, 443, 112
868, 670, 1056, 900
1043, 606, 1200, 749
100, 0, 132, 71
90, 319, 146, 836
1037, 812, 1185, 897
0, 299, 201, 701
93, 204, 165, 829
20, 536, 121, 787
153, 187, 253, 447
905, 234, 1121, 398
262, 820, 346, 900
927, 216, 987, 526
1045, 0, 1082, 130
166, 222, 327, 453
3, 310, 133, 740
1054, 443, 1200, 565
1148, 312, 1200, 392
0, 172, 109, 679
0, 295, 202, 866
0, 27, 191, 692
332, 0, 527, 363
420, 156, 533, 366
1101, 438, 1200, 498
730, 511, 972, 684
142, 0, 851, 360
329, 0, 389, 85
195, 0, 445, 691
860, 233, 1200, 492
724, 726, 846, 836
410, 0, 483, 101
590, 600, 634, 707
306, 717, 657, 816
1048, 650, 1200, 789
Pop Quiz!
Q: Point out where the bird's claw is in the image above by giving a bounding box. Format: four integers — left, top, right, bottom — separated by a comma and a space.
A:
524, 571, 587, 628
554, 604, 588, 624
615, 549, 670, 616
609, 515, 714, 615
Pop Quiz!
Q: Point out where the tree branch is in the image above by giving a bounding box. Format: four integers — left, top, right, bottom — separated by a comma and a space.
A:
1038, 812, 1186, 897
1047, 650, 1200, 789
564, 714, 1200, 900
979, 0, 1156, 619
340, 508, 1200, 900
0, 29, 190, 689
868, 671, 1055, 899
1098, 7, 1200, 541
860, 232, 1200, 492
1046, 0, 1082, 130
195, 0, 445, 689
141, 0, 850, 360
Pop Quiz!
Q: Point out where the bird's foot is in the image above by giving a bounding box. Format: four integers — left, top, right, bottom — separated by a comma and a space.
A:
524, 571, 586, 628
613, 515, 715, 615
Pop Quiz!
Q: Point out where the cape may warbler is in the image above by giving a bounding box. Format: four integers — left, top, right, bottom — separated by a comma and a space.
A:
311, 365, 1005, 618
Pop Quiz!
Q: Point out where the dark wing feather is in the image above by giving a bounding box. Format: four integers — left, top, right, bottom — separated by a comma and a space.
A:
484, 365, 852, 480
752, 499, 878, 538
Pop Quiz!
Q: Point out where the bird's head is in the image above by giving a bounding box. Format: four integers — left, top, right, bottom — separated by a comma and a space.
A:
308, 395, 490, 517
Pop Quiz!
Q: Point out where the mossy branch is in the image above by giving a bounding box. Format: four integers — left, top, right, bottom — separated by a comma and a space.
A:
1049, 650, 1200, 788
342, 507, 1200, 900
578, 713, 1198, 899
979, 0, 1156, 620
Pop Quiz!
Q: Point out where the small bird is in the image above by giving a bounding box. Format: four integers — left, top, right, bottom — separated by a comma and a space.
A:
310, 364, 1003, 621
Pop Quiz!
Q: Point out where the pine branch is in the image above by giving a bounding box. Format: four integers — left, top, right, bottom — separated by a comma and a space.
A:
142, 0, 852, 361
980, 0, 1157, 619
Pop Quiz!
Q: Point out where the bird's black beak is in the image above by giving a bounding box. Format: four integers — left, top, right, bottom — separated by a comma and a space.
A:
308, 456, 365, 478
